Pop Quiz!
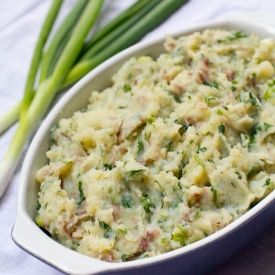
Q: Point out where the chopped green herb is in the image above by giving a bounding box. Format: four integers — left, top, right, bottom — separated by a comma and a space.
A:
207, 97, 215, 102
171, 225, 188, 245
217, 109, 223, 115
231, 182, 236, 188
196, 147, 207, 154
162, 137, 173, 151
121, 254, 127, 262
123, 84, 132, 91
231, 86, 237, 91
103, 163, 113, 171
77, 181, 85, 207
118, 229, 127, 235
141, 196, 156, 212
222, 105, 229, 110
249, 92, 257, 106
72, 241, 79, 248
36, 200, 41, 211
121, 195, 134, 208
256, 125, 262, 132
235, 171, 242, 179
264, 122, 273, 131
146, 117, 156, 123
125, 169, 144, 180
268, 79, 275, 87
172, 232, 185, 245
218, 124, 225, 134
119, 106, 126, 109
98, 220, 111, 231
193, 208, 200, 219
193, 153, 205, 167
211, 186, 218, 206
137, 140, 144, 158
104, 231, 111, 238
181, 123, 189, 131
235, 94, 242, 102
247, 166, 261, 178
161, 238, 167, 244
154, 180, 165, 197
248, 135, 255, 148
263, 178, 271, 187
203, 80, 219, 89
212, 80, 219, 89
222, 30, 248, 42
174, 95, 181, 103
170, 197, 183, 209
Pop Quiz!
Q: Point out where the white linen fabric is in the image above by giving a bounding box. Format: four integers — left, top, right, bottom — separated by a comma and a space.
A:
1, 0, 275, 274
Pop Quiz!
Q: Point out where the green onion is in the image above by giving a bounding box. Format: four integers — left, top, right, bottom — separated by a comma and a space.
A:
211, 186, 218, 206
137, 140, 144, 158
76, 181, 85, 207
0, 0, 104, 197
0, 101, 22, 135
121, 195, 134, 208
83, 0, 154, 51
141, 196, 156, 212
218, 124, 225, 133
121, 254, 127, 262
98, 220, 112, 231
39, 0, 89, 83
193, 153, 205, 167
264, 122, 273, 131
20, 0, 64, 120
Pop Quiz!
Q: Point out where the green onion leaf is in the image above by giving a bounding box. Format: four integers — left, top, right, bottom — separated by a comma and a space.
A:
77, 181, 85, 207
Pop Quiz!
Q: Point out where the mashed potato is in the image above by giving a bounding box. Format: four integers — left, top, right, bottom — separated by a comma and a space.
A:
36, 29, 275, 262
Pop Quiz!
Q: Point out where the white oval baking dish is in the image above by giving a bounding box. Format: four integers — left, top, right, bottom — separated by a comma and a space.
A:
12, 18, 275, 275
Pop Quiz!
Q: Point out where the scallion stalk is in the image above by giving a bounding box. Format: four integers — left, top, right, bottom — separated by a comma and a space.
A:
39, 0, 89, 83
20, 0, 64, 120
83, 0, 152, 51
0, 0, 104, 197
0, 101, 22, 135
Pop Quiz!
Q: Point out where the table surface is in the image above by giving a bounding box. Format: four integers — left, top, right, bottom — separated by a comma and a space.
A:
1, 0, 275, 274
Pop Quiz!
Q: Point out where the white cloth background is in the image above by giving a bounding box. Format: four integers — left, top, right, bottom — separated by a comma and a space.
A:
1, 0, 275, 274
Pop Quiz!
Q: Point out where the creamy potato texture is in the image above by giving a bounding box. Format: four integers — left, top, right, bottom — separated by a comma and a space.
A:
36, 29, 275, 262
